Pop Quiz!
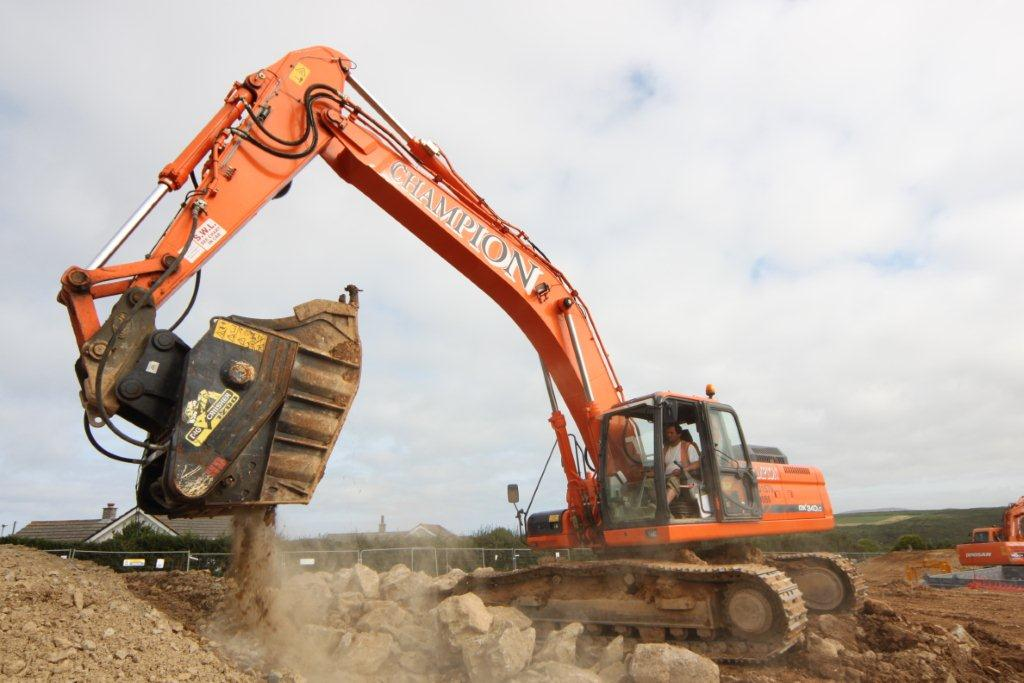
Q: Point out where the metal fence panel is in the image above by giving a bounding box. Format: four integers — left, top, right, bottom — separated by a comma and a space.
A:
359, 548, 418, 574
281, 549, 360, 572
56, 545, 881, 575
71, 549, 190, 572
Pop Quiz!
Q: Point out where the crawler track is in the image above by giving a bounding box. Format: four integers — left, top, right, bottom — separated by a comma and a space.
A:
453, 560, 806, 662
765, 552, 866, 612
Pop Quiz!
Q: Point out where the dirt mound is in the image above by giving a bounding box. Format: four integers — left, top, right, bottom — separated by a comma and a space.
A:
0, 545, 253, 680
123, 568, 226, 631
720, 551, 1024, 683
856, 549, 962, 584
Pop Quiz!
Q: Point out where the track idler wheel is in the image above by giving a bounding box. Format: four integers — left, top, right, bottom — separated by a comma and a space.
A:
789, 565, 846, 612
723, 582, 777, 639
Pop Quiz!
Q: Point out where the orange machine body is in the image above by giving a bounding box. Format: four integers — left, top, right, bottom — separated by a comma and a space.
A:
60, 46, 835, 551
957, 497, 1024, 567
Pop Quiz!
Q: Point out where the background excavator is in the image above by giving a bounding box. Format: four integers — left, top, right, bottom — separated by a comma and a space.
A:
957, 496, 1024, 567
58, 46, 863, 661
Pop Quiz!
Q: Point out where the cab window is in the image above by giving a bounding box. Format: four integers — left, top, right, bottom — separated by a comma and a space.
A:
603, 409, 657, 525
708, 408, 756, 516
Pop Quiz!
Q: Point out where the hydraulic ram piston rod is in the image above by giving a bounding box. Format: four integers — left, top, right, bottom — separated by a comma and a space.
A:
88, 183, 170, 269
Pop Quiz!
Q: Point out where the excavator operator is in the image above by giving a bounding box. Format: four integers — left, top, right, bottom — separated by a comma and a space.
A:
664, 424, 702, 507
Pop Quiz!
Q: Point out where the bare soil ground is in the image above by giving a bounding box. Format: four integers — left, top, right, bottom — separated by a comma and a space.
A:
720, 549, 1024, 682
3, 545, 1023, 681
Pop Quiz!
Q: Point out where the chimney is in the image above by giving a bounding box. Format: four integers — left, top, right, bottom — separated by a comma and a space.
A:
102, 503, 118, 520
378, 515, 386, 533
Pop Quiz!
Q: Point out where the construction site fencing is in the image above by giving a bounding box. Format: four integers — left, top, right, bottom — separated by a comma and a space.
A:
48, 547, 880, 575
51, 546, 600, 576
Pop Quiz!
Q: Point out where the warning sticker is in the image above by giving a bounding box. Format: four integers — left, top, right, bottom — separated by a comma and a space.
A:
184, 218, 227, 264
289, 62, 311, 85
123, 558, 145, 567
213, 319, 267, 352
182, 388, 240, 446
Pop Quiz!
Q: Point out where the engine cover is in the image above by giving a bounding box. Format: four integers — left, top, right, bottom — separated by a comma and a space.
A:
138, 297, 361, 517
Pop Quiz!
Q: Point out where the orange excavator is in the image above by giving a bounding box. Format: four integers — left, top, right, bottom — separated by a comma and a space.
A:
957, 497, 1024, 567
59, 46, 863, 660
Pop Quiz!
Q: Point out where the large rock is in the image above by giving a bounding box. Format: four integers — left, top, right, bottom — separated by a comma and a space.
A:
433, 568, 468, 592
397, 650, 434, 674
488, 606, 533, 632
382, 568, 436, 610
297, 624, 346, 654
533, 622, 584, 664
331, 567, 353, 593
357, 602, 413, 637
628, 643, 719, 683
861, 598, 896, 617
393, 619, 440, 653
334, 590, 366, 625
462, 626, 536, 682
947, 624, 978, 649
512, 661, 602, 682
806, 633, 842, 660
597, 635, 625, 668
346, 564, 381, 599
816, 613, 859, 650
432, 593, 493, 645
598, 660, 629, 683
336, 630, 396, 675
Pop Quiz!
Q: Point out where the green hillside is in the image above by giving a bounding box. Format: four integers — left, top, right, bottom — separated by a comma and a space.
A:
746, 506, 1005, 553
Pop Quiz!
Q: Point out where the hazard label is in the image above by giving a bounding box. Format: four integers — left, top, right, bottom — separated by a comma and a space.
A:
289, 62, 310, 85
213, 319, 267, 352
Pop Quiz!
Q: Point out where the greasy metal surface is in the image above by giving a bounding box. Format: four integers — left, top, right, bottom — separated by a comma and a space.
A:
452, 560, 806, 662
138, 295, 361, 517
765, 552, 866, 613
77, 289, 156, 416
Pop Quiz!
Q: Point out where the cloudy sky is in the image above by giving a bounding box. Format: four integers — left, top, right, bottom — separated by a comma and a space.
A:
2, 2, 1022, 538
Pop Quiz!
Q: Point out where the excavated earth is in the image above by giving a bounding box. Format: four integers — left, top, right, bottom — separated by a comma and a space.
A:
2, 545, 1023, 682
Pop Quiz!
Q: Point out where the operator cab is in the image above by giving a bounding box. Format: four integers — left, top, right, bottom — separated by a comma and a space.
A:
971, 528, 1002, 543
598, 393, 762, 528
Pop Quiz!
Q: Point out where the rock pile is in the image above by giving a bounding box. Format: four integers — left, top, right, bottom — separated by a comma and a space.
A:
0, 545, 253, 681
198, 560, 721, 682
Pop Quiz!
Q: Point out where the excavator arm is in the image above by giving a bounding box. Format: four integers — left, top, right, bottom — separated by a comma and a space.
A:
59, 47, 621, 530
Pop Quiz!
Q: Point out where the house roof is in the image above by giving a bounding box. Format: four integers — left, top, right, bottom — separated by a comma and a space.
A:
158, 515, 232, 539
409, 523, 458, 538
324, 523, 460, 545
14, 507, 233, 544
83, 509, 177, 543
14, 519, 111, 543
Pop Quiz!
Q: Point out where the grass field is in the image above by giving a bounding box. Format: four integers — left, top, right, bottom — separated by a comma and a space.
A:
836, 512, 914, 526
748, 505, 1007, 552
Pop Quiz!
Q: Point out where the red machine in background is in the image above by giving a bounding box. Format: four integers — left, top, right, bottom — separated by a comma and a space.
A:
957, 497, 1024, 567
